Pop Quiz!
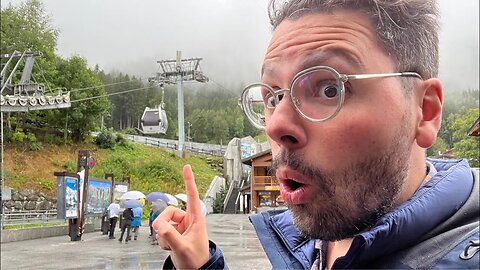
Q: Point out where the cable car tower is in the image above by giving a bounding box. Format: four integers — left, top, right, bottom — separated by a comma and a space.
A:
1, 50, 71, 223
147, 51, 208, 157
1, 49, 71, 112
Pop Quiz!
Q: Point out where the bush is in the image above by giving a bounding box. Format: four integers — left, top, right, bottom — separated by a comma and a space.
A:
63, 160, 76, 172
39, 179, 54, 190
29, 141, 43, 151
213, 186, 228, 213
11, 127, 36, 143
95, 128, 116, 149
115, 133, 130, 147
121, 128, 139, 135
44, 133, 64, 145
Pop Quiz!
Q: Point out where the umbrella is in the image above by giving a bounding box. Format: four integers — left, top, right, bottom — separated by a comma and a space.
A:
146, 192, 169, 203
152, 200, 168, 215
174, 193, 188, 203
172, 193, 207, 216
120, 191, 146, 200
200, 200, 207, 216
122, 199, 144, 208
164, 193, 179, 206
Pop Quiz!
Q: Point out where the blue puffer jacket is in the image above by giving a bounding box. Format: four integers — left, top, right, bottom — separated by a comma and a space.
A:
164, 159, 479, 269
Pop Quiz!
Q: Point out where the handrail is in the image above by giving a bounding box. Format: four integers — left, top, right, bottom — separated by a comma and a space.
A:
222, 181, 235, 213
234, 175, 248, 213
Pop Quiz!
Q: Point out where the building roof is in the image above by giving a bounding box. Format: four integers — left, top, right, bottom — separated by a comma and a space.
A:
241, 149, 272, 165
467, 117, 480, 137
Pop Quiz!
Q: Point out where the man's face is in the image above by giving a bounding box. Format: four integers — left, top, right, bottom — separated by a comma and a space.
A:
263, 11, 417, 241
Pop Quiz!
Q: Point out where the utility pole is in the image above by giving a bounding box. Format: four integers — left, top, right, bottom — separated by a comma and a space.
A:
187, 121, 192, 148
73, 150, 93, 241
149, 51, 208, 157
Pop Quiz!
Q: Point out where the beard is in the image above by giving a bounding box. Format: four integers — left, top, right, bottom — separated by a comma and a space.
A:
271, 119, 413, 241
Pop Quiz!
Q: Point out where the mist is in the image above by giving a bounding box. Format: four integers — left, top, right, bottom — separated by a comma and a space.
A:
2, 0, 478, 93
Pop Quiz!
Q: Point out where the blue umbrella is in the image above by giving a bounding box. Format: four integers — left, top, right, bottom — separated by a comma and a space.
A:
146, 192, 169, 203
122, 199, 143, 209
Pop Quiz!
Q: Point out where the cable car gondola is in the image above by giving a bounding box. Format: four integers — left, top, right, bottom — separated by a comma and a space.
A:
140, 105, 168, 134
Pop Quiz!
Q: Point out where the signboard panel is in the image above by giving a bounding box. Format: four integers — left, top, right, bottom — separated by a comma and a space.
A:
241, 143, 256, 159
65, 177, 79, 218
55, 173, 80, 220
86, 179, 112, 216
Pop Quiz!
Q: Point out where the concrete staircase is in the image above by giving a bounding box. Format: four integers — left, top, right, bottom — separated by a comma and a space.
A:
223, 187, 240, 214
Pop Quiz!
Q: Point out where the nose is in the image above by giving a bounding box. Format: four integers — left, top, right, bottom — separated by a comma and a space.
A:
265, 92, 307, 150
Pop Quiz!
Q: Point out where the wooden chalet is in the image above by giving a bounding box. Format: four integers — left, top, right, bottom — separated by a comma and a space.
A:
241, 149, 285, 213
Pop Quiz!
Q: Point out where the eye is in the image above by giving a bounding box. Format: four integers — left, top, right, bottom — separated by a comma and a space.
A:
315, 82, 340, 99
322, 84, 339, 98
265, 95, 276, 108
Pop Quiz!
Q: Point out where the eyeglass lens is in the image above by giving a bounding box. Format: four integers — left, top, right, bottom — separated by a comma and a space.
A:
243, 68, 343, 127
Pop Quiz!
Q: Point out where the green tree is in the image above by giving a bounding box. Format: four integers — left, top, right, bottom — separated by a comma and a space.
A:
427, 136, 448, 157
49, 56, 110, 141
451, 108, 479, 167
0, 0, 58, 56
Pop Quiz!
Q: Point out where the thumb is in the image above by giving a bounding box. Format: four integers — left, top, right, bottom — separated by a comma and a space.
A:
154, 218, 184, 250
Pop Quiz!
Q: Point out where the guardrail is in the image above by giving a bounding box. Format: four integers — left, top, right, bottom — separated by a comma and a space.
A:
124, 134, 227, 156
1, 210, 63, 228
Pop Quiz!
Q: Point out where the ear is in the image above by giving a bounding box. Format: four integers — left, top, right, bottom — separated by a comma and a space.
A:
415, 78, 443, 148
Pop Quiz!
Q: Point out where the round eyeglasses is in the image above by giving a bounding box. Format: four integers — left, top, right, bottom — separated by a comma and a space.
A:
240, 66, 422, 129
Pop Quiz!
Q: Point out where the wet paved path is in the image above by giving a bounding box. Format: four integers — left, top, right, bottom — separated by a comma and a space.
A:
1, 214, 271, 269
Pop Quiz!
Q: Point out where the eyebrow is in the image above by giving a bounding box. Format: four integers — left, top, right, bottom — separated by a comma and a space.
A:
261, 48, 365, 78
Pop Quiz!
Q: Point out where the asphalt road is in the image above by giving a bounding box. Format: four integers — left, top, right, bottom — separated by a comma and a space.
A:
1, 214, 271, 270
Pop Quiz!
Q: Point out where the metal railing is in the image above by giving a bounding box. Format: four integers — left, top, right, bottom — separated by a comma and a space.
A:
1, 209, 64, 228
124, 134, 227, 156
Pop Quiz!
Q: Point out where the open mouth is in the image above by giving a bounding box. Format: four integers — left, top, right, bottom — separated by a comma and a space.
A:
285, 178, 304, 191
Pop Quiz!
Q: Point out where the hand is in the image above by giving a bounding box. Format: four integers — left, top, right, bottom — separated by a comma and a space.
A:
153, 164, 210, 269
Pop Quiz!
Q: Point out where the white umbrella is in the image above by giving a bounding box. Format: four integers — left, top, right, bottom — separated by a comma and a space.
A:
164, 193, 179, 206
200, 200, 207, 216
174, 193, 187, 203
173, 193, 207, 216
120, 191, 146, 200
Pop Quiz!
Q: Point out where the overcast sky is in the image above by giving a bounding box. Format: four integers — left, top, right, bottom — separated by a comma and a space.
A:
2, 0, 479, 93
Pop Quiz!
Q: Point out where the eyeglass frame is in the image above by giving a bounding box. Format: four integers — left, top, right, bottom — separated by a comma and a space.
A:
239, 65, 423, 130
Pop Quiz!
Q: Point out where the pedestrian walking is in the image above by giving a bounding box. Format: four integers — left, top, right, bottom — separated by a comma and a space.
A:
118, 207, 134, 243
106, 199, 120, 239
132, 206, 143, 241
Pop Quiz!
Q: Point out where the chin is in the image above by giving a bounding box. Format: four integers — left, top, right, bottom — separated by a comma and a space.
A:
289, 202, 392, 241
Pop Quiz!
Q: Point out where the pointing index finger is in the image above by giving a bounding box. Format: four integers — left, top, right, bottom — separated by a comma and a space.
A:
183, 164, 202, 217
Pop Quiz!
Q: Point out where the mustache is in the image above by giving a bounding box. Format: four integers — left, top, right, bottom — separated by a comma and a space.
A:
271, 150, 335, 197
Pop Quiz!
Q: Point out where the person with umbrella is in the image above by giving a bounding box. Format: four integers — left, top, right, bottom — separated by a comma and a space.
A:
118, 206, 134, 243
131, 206, 143, 241
150, 200, 168, 245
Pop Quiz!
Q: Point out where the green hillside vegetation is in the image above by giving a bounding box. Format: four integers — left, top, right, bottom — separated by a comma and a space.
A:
4, 140, 222, 199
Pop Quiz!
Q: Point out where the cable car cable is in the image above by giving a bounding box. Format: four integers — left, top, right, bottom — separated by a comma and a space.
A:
69, 78, 150, 93
70, 85, 157, 103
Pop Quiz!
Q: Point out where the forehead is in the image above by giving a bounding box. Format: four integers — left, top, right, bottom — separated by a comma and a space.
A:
262, 10, 386, 77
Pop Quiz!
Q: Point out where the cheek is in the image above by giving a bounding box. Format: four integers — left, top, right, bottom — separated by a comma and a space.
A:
311, 116, 395, 169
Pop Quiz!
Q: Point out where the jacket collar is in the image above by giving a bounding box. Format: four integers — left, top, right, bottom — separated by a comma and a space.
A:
339, 159, 473, 267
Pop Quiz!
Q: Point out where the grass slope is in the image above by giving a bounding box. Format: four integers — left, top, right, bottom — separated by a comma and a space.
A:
4, 143, 222, 199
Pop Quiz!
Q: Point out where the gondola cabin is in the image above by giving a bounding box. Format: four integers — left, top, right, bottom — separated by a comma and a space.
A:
140, 106, 168, 134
